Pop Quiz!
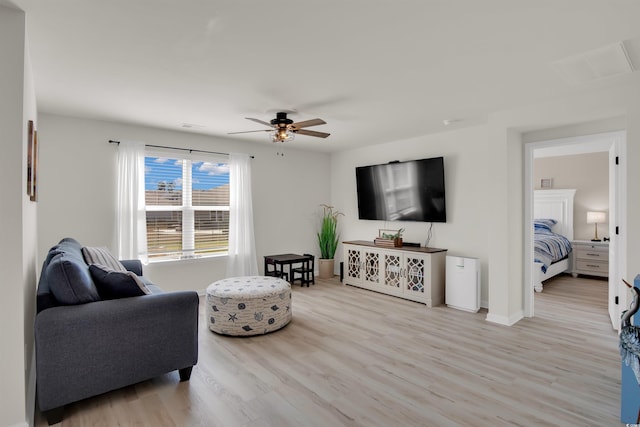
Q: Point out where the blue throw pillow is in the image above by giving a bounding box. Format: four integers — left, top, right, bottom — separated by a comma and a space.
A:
46, 253, 101, 305
89, 264, 151, 300
534, 218, 557, 230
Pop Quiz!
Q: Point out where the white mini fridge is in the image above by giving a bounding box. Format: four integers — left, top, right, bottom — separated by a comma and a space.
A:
446, 256, 480, 312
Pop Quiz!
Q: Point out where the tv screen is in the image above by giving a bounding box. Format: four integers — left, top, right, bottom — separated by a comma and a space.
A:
356, 157, 446, 223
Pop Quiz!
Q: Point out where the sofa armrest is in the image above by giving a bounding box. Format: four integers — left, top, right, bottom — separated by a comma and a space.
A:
119, 259, 143, 276
35, 291, 199, 412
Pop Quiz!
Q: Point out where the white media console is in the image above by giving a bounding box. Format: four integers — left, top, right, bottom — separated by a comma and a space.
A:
343, 240, 447, 307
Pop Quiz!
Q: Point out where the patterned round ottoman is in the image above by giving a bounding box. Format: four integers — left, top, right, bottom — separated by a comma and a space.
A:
206, 276, 292, 336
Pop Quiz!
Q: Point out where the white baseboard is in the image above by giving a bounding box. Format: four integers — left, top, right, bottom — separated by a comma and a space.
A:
26, 348, 36, 427
485, 310, 524, 326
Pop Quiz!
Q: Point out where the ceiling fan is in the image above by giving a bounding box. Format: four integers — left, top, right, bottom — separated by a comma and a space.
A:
228, 112, 330, 143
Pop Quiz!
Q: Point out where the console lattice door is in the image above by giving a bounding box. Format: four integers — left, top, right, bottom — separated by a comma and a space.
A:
365, 251, 380, 283
347, 249, 361, 279
405, 257, 425, 293
384, 254, 401, 288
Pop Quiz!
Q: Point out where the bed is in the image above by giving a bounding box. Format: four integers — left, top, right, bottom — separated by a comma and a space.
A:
533, 189, 576, 292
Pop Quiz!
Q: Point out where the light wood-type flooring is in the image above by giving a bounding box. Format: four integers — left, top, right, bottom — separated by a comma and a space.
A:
35, 274, 621, 426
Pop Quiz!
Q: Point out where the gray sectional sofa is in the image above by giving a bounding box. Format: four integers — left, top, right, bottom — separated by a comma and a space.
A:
35, 238, 199, 425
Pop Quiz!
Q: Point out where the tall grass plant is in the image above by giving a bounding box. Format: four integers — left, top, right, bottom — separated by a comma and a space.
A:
317, 204, 343, 259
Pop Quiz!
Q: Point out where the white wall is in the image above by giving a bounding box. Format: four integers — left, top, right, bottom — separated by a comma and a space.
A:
37, 113, 332, 293
623, 86, 640, 307
0, 4, 38, 427
534, 152, 609, 240
484, 76, 640, 323
523, 116, 626, 143
21, 22, 38, 427
331, 76, 640, 325
331, 125, 492, 306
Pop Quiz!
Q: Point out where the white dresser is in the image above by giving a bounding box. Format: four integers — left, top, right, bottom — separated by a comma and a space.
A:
571, 240, 609, 278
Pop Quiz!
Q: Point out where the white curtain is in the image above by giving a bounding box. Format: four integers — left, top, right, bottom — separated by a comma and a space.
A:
226, 153, 258, 276
116, 141, 148, 263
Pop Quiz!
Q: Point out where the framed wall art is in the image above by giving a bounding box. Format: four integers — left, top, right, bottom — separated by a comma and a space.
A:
27, 120, 38, 201
540, 178, 553, 189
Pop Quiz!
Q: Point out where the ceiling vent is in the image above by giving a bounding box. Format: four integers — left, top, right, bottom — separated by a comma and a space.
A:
552, 42, 635, 85
181, 123, 206, 129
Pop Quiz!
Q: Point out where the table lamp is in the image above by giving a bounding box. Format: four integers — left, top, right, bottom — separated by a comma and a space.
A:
586, 211, 606, 242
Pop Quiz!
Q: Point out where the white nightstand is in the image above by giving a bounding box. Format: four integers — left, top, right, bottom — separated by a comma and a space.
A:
571, 240, 609, 278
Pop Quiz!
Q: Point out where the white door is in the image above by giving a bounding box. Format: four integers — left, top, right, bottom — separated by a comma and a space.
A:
608, 132, 627, 330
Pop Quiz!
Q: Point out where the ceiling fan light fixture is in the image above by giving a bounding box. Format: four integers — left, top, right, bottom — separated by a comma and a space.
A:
230, 111, 327, 143
271, 128, 294, 143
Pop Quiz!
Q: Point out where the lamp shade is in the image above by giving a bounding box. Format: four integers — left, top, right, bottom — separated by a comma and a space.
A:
586, 211, 606, 224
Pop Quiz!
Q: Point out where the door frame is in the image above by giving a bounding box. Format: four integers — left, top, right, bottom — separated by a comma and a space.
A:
523, 130, 627, 328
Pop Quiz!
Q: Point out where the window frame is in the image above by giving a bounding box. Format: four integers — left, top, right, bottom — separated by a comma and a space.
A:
144, 148, 230, 262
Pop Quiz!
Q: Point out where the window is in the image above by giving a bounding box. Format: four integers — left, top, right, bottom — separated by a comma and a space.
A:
144, 151, 230, 261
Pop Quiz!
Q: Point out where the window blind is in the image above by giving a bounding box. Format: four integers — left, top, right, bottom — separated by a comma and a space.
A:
144, 151, 230, 261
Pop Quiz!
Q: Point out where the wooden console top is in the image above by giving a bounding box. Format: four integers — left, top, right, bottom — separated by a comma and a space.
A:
343, 240, 447, 254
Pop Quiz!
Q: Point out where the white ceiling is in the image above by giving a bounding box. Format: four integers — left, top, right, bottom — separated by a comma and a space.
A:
9, 0, 640, 152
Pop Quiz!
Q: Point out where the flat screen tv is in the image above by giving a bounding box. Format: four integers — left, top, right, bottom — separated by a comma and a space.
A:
356, 157, 446, 223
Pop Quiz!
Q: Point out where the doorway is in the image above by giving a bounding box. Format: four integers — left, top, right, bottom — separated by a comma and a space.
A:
523, 130, 627, 329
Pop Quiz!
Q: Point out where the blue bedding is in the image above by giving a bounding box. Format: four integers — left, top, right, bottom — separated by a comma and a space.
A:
534, 219, 572, 273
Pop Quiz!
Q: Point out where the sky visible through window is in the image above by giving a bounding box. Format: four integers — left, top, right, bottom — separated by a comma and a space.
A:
145, 157, 229, 191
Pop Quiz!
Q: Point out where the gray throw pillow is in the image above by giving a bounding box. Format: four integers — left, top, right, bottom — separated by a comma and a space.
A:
89, 264, 151, 299
46, 254, 101, 305
81, 246, 127, 272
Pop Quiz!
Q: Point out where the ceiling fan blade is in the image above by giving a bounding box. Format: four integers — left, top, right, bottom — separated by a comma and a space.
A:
295, 129, 330, 138
228, 129, 271, 135
291, 118, 326, 129
246, 117, 273, 127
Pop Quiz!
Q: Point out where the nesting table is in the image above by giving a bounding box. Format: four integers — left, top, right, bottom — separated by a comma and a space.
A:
264, 253, 309, 283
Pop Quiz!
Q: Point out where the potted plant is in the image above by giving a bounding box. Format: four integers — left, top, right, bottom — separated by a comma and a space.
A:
317, 204, 343, 279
